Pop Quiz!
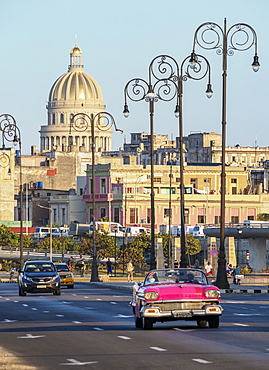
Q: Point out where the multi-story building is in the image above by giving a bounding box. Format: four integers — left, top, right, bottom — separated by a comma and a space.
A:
81, 161, 268, 231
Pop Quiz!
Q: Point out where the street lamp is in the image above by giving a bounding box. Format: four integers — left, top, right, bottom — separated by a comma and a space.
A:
123, 54, 212, 270
190, 19, 259, 289
0, 114, 23, 268
69, 112, 123, 282
123, 55, 179, 270
237, 226, 242, 265
38, 204, 52, 261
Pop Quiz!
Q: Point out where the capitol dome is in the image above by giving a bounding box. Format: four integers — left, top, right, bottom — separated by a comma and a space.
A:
40, 46, 112, 154
48, 46, 103, 104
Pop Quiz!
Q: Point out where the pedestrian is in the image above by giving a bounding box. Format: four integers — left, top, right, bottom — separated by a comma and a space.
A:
233, 265, 241, 284
67, 256, 73, 269
80, 260, 85, 277
106, 258, 113, 277
174, 260, 179, 268
205, 261, 213, 277
194, 258, 199, 269
127, 260, 134, 282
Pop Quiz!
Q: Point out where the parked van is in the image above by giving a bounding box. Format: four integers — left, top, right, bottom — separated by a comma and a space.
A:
34, 227, 58, 239
177, 225, 194, 236
192, 225, 205, 237
126, 226, 150, 236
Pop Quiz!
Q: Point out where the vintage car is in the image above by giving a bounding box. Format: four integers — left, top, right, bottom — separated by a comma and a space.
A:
131, 268, 222, 330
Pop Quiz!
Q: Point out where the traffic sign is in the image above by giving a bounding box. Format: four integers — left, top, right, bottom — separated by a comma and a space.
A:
210, 249, 218, 257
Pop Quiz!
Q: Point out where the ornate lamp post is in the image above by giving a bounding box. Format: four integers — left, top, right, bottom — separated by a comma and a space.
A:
0, 114, 23, 268
69, 112, 122, 282
190, 18, 260, 288
177, 54, 213, 267
123, 54, 212, 269
123, 55, 179, 270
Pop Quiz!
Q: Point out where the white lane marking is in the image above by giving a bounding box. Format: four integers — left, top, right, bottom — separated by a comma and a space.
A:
85, 307, 94, 310
18, 334, 45, 339
150, 347, 167, 352
222, 301, 247, 304
114, 314, 133, 318
72, 321, 81, 324
233, 323, 249, 327
60, 359, 98, 366
43, 311, 49, 313
62, 301, 73, 304
260, 306, 268, 308
84, 296, 90, 299
93, 327, 104, 331
31, 308, 37, 311
233, 313, 261, 316
96, 298, 102, 301
5, 298, 10, 300
110, 302, 117, 304
22, 304, 28, 307
13, 301, 19, 303
192, 359, 213, 364
56, 314, 64, 317
72, 294, 77, 296
117, 336, 131, 340
1, 319, 17, 322
173, 328, 196, 332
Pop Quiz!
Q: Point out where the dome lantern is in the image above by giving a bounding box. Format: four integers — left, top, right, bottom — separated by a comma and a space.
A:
69, 46, 83, 72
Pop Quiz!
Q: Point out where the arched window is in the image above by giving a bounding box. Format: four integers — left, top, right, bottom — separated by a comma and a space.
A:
52, 114, 56, 125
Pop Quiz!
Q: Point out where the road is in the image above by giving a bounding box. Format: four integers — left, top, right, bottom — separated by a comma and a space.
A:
1, 283, 269, 369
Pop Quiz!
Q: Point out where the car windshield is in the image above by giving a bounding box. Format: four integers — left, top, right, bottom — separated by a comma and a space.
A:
144, 268, 207, 285
56, 265, 69, 272
24, 263, 56, 273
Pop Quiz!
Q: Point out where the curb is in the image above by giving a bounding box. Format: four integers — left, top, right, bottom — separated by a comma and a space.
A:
220, 288, 269, 294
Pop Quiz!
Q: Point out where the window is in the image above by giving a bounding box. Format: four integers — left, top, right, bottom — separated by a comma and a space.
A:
231, 178, 237, 183
231, 216, 239, 223
114, 208, 120, 223
47, 193, 51, 196
176, 178, 180, 182
60, 114, 64, 124
198, 215, 205, 223
184, 208, 189, 224
52, 114, 55, 125
190, 178, 197, 188
232, 187, 237, 195
61, 208, 66, 225
100, 208, 106, 218
53, 209, 57, 224
164, 208, 172, 218
147, 208, 151, 224
154, 178, 161, 183
130, 208, 137, 224
101, 179, 106, 194
248, 215, 254, 220
89, 208, 93, 222
214, 215, 220, 224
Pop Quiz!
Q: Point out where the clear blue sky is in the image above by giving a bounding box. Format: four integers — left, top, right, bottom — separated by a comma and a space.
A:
0, 0, 268, 154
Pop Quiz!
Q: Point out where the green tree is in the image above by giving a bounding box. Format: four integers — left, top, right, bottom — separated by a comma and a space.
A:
0, 225, 19, 248
39, 236, 79, 252
79, 232, 117, 259
186, 234, 201, 255
257, 213, 269, 221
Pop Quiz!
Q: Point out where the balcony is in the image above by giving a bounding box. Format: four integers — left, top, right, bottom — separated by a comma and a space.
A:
82, 193, 114, 202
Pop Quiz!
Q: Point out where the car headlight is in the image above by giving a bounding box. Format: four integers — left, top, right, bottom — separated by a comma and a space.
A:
144, 291, 159, 300
66, 274, 73, 278
205, 289, 220, 298
23, 276, 33, 282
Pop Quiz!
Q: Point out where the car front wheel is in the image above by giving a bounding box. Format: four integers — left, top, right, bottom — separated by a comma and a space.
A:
208, 316, 219, 328
135, 316, 143, 328
19, 286, 26, 296
143, 318, 153, 330
53, 289, 61, 296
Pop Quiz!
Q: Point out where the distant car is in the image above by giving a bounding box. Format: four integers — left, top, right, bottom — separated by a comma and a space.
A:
131, 268, 222, 330
18, 261, 61, 296
192, 225, 205, 237
55, 263, 74, 288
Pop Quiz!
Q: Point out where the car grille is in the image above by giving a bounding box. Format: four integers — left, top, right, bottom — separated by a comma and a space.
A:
145, 301, 214, 311
32, 278, 52, 283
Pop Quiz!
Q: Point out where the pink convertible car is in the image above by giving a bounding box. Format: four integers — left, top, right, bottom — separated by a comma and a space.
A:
131, 268, 222, 330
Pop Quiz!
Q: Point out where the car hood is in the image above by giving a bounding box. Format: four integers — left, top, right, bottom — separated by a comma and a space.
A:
23, 272, 58, 278
141, 283, 218, 300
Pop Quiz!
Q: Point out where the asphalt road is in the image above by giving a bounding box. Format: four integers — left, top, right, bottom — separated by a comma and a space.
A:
1, 283, 269, 369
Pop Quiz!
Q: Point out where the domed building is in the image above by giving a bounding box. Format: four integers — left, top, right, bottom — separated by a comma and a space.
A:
39, 46, 112, 153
